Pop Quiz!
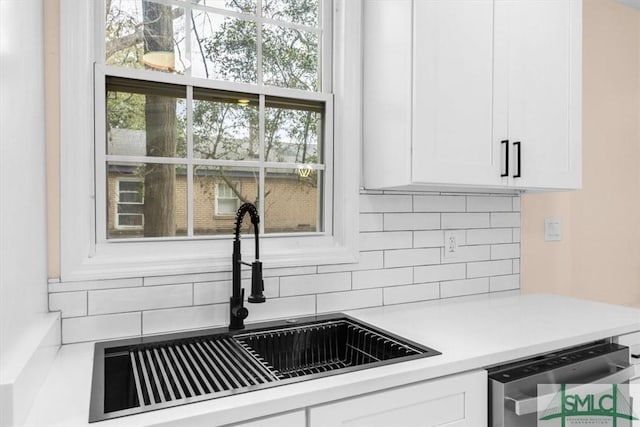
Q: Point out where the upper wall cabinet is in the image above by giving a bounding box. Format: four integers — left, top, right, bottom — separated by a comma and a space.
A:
363, 0, 582, 191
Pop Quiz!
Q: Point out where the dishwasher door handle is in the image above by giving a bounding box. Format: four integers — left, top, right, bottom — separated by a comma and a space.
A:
504, 365, 636, 416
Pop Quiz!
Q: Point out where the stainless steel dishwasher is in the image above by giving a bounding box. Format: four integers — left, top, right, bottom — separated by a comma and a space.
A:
488, 341, 634, 427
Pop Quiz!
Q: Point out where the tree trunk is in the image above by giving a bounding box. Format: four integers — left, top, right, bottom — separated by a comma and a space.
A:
143, 1, 176, 237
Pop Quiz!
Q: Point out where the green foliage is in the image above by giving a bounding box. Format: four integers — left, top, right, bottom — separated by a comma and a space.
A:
107, 92, 146, 130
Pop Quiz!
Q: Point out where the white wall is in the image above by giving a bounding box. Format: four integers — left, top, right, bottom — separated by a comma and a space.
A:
0, 0, 56, 425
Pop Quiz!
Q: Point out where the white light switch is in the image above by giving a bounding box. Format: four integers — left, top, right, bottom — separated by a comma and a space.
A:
544, 218, 562, 241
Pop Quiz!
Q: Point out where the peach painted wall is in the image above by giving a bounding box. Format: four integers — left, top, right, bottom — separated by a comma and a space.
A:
522, 0, 640, 306
45, 0, 60, 279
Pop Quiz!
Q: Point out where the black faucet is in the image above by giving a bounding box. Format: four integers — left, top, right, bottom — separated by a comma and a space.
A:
229, 202, 266, 330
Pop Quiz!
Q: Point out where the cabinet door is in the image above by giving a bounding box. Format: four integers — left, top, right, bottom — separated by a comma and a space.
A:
309, 370, 487, 427
498, 0, 582, 189
363, 0, 413, 189
412, 0, 506, 188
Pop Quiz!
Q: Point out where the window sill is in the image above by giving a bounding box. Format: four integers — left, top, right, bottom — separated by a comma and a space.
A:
63, 235, 358, 282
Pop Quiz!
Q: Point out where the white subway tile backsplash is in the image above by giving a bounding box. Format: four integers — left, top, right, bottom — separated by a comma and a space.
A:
490, 212, 521, 228
62, 312, 141, 344
143, 304, 228, 335
466, 228, 513, 245
440, 245, 490, 264
384, 248, 440, 268
413, 230, 445, 248
89, 284, 193, 315
193, 281, 229, 305
384, 283, 439, 305
49, 292, 87, 318
414, 263, 466, 284
467, 196, 513, 212
467, 260, 512, 278
490, 274, 520, 292
384, 213, 440, 231
352, 267, 413, 289
317, 251, 383, 273
317, 289, 383, 313
144, 272, 230, 287
413, 195, 465, 212
280, 272, 351, 296
360, 214, 384, 232
491, 243, 521, 260
360, 194, 412, 213
52, 190, 520, 343
262, 266, 317, 278
48, 277, 142, 293
245, 296, 316, 322
360, 231, 413, 251
193, 278, 278, 305
442, 213, 490, 229
441, 278, 489, 298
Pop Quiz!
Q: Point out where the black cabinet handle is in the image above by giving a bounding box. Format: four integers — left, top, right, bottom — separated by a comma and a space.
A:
513, 141, 521, 178
501, 140, 509, 177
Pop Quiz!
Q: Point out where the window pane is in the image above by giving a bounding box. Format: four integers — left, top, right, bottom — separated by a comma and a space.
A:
119, 180, 143, 192
117, 204, 144, 214
119, 214, 144, 226
107, 78, 187, 157
105, 0, 187, 73
194, 166, 258, 235
108, 163, 187, 238
119, 192, 142, 203
264, 168, 322, 233
193, 90, 259, 160
263, 0, 319, 27
191, 10, 257, 83
217, 198, 238, 215
263, 24, 318, 91
265, 99, 322, 163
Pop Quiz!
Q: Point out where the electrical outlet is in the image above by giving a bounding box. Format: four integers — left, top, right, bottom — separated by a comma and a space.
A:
444, 230, 463, 259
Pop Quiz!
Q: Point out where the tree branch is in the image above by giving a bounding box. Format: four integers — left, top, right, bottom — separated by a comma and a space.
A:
106, 28, 143, 58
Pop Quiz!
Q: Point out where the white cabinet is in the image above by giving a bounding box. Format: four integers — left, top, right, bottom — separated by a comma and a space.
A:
363, 0, 581, 191
309, 370, 487, 427
224, 410, 305, 427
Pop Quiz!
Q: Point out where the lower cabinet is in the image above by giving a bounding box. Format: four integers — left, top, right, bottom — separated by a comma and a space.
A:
308, 370, 487, 427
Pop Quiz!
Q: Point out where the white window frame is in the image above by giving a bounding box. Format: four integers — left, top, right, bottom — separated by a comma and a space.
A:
59, 0, 361, 281
114, 177, 144, 230
215, 181, 241, 217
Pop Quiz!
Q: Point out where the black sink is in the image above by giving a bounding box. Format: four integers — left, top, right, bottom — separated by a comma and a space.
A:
89, 314, 440, 422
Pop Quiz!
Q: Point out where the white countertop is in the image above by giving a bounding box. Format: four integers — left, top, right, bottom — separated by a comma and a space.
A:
25, 293, 640, 427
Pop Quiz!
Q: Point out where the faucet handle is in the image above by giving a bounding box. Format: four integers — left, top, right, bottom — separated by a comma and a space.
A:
248, 260, 266, 303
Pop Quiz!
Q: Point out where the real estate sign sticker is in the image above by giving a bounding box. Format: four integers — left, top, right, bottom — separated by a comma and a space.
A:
537, 384, 639, 426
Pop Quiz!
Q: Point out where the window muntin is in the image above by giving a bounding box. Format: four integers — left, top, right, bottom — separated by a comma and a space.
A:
99, 0, 330, 242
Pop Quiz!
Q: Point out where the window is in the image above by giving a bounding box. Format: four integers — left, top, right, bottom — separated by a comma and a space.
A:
114, 178, 144, 231
59, 0, 360, 280
98, 0, 330, 240
215, 182, 240, 216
